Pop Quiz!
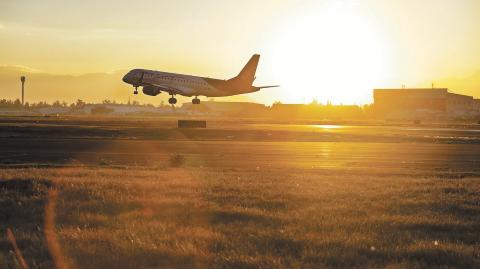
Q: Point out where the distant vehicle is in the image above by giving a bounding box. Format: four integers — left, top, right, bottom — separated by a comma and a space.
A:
122, 54, 278, 105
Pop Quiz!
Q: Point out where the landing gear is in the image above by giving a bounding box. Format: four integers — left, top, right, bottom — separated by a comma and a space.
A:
133, 86, 138, 95
192, 97, 200, 105
168, 95, 177, 105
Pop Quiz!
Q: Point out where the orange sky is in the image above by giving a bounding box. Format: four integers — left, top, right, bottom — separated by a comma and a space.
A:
1, 0, 480, 104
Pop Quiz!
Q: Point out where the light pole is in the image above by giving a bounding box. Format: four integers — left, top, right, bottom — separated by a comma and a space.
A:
20, 76, 26, 106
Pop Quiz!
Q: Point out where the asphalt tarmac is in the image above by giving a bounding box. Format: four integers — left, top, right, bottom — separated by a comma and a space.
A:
0, 117, 479, 174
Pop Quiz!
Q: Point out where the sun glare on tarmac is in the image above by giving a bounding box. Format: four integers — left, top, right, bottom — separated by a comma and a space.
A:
313, 124, 344, 130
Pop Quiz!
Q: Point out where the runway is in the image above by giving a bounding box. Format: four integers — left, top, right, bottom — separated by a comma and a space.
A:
0, 117, 479, 174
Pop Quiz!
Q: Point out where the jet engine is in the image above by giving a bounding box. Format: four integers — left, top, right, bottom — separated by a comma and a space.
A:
142, 86, 161, 96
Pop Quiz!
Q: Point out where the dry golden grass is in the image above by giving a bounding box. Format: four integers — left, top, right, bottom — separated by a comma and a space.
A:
1, 165, 479, 269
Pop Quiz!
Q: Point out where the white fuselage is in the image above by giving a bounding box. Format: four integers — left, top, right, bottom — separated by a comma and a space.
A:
123, 69, 228, 97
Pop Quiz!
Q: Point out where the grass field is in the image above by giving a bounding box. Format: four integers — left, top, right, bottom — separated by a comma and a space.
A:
1, 117, 480, 268
2, 167, 480, 268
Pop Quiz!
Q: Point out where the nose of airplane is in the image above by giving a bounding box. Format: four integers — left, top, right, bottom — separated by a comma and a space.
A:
122, 72, 130, 83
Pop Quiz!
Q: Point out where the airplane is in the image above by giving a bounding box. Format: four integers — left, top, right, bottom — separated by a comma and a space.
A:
122, 54, 278, 105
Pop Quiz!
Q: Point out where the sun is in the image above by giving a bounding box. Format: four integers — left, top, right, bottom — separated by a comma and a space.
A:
269, 3, 390, 105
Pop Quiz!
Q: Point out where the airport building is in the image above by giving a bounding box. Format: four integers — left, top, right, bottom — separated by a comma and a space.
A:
474, 99, 480, 114
373, 88, 479, 118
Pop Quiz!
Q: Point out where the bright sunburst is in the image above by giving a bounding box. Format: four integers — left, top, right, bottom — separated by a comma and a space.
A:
270, 2, 390, 104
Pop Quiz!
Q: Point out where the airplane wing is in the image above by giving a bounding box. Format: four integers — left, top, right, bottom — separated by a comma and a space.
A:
142, 81, 184, 95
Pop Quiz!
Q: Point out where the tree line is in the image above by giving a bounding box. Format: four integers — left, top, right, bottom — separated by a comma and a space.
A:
0, 99, 159, 109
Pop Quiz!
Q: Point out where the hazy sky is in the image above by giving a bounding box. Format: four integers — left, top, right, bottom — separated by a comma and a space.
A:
1, 0, 480, 104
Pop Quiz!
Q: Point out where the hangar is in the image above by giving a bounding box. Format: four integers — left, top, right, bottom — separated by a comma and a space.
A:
373, 88, 479, 117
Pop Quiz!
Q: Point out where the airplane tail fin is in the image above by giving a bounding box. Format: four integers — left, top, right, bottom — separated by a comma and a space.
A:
233, 54, 260, 86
